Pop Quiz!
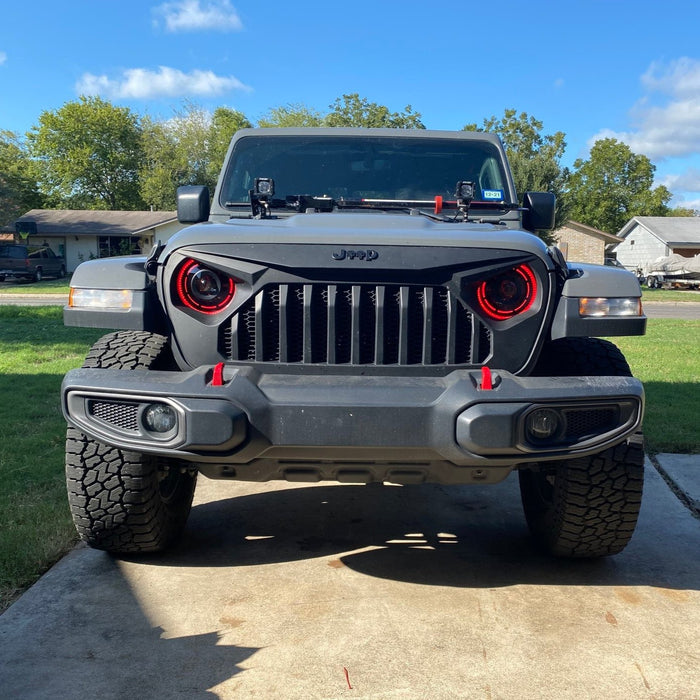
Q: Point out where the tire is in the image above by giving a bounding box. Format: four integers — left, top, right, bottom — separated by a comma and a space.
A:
58, 265, 66, 279
520, 338, 645, 557
33, 268, 42, 282
65, 331, 197, 553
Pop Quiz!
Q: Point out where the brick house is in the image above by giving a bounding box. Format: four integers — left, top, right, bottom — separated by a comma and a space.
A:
552, 220, 623, 265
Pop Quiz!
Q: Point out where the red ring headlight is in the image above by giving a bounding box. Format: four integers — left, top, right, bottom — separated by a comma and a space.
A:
175, 258, 235, 314
476, 264, 537, 320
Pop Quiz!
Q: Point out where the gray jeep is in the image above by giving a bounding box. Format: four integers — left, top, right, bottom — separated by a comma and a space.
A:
62, 128, 646, 557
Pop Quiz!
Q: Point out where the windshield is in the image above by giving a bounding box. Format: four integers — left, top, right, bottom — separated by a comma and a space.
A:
221, 135, 511, 205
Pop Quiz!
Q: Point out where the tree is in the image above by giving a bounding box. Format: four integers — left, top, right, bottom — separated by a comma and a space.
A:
463, 109, 569, 236
324, 93, 425, 129
28, 96, 145, 210
0, 130, 43, 226
206, 107, 252, 185
568, 138, 672, 234
257, 94, 425, 129
257, 103, 324, 128
140, 103, 252, 210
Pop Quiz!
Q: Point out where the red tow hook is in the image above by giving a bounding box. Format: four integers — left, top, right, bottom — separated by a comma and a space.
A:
211, 362, 225, 386
480, 366, 493, 391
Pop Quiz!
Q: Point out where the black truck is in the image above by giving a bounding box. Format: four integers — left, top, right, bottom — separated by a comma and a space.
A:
62, 128, 647, 557
0, 244, 66, 282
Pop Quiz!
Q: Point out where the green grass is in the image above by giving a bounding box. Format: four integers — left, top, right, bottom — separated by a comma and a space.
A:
0, 307, 102, 611
0, 308, 697, 612
0, 277, 72, 294
611, 319, 700, 454
641, 287, 700, 303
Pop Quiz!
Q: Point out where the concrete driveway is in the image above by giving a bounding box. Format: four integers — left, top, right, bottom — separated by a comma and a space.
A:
1, 458, 698, 699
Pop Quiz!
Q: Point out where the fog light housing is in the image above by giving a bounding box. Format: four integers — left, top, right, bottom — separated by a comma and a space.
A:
143, 403, 177, 434
525, 408, 561, 442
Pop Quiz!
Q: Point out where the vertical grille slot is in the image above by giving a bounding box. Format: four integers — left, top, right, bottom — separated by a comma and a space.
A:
223, 283, 489, 367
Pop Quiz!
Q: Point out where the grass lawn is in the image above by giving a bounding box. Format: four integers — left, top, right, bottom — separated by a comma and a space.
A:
0, 307, 102, 611
0, 277, 72, 294
612, 319, 700, 454
0, 307, 697, 612
641, 287, 700, 303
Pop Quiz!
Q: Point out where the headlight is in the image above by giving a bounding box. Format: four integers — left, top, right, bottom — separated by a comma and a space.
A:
475, 264, 538, 320
174, 258, 236, 314
579, 297, 642, 317
69, 288, 133, 310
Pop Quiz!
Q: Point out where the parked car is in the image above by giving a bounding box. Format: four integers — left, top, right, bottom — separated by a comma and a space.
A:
0, 244, 66, 282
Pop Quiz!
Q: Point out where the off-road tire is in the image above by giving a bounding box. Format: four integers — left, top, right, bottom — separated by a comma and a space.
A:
65, 331, 197, 553
520, 337, 645, 557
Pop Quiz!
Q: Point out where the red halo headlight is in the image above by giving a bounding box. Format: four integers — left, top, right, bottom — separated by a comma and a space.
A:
175, 258, 235, 314
476, 264, 537, 320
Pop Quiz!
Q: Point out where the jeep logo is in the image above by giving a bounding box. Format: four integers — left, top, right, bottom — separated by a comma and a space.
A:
332, 249, 379, 261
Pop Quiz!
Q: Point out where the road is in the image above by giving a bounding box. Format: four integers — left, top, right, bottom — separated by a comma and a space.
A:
1, 456, 698, 699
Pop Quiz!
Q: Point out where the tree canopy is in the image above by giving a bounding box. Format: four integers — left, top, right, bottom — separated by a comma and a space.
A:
464, 109, 570, 241
0, 130, 43, 226
139, 103, 251, 210
464, 110, 569, 227
1, 95, 693, 233
567, 138, 672, 234
324, 94, 424, 129
258, 93, 424, 129
28, 96, 145, 210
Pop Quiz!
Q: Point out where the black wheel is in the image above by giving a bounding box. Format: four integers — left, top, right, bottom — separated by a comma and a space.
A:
65, 331, 197, 553
58, 265, 66, 278
520, 338, 645, 557
33, 268, 42, 282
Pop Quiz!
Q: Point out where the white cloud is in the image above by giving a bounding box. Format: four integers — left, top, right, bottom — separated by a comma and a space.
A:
589, 58, 700, 161
0, 51, 7, 66
153, 0, 243, 33
76, 66, 251, 100
659, 168, 700, 193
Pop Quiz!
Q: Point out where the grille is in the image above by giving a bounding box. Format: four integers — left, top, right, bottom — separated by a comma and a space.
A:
222, 283, 491, 366
563, 407, 618, 440
88, 400, 140, 432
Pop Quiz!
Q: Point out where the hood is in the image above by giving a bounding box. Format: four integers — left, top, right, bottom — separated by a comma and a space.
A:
164, 212, 549, 258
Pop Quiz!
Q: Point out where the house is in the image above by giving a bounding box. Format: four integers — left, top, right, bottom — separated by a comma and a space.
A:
552, 220, 622, 265
0, 210, 189, 273
613, 217, 700, 272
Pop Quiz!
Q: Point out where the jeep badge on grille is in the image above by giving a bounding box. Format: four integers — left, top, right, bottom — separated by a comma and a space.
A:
332, 249, 379, 261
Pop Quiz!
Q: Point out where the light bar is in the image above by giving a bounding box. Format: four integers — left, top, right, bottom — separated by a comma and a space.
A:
579, 297, 642, 317
69, 288, 133, 310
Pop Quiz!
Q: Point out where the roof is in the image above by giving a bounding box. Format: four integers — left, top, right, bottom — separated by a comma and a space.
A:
1, 209, 178, 236
617, 216, 700, 245
556, 220, 623, 245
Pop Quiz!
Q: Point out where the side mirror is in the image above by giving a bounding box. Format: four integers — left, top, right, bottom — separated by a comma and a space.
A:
522, 192, 556, 232
177, 185, 210, 223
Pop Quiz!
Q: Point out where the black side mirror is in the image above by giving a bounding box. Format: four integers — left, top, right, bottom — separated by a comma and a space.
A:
177, 185, 210, 223
522, 192, 556, 232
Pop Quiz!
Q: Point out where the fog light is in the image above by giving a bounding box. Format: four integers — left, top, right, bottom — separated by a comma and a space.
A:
525, 408, 561, 441
143, 404, 177, 434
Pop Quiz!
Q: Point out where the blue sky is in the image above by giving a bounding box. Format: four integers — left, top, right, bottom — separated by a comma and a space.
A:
2, 0, 700, 210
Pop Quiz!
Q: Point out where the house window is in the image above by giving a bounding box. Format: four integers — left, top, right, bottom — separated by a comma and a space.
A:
98, 236, 140, 258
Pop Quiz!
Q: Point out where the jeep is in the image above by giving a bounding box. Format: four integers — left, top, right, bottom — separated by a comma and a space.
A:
62, 128, 646, 557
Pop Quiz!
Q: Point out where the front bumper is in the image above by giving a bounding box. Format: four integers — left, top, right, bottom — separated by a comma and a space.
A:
62, 365, 644, 484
